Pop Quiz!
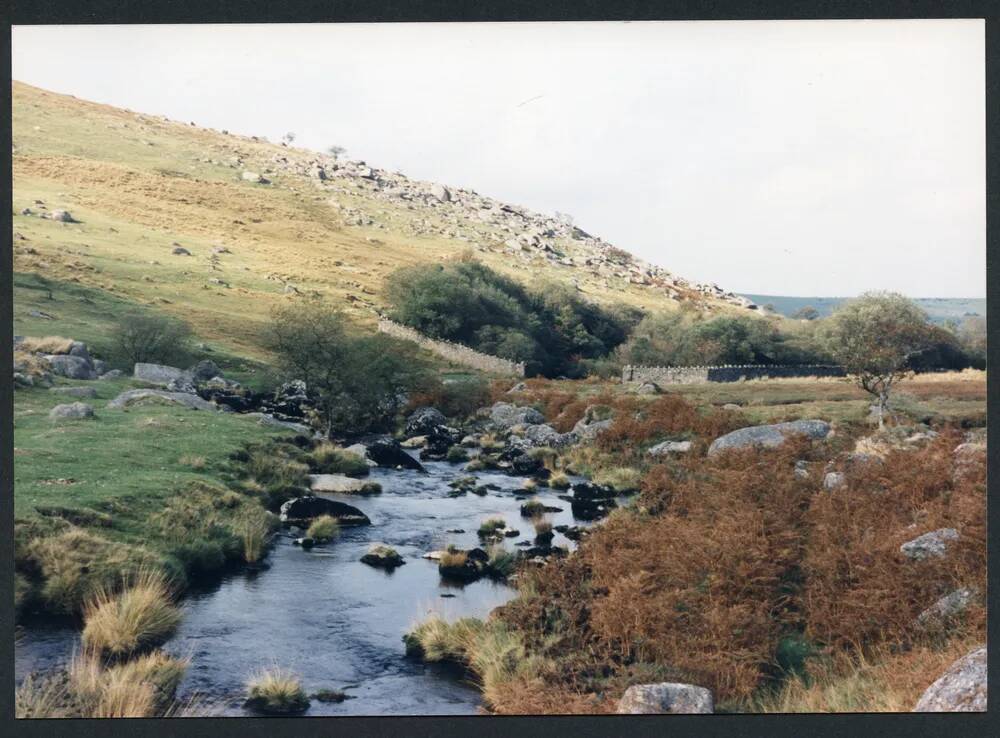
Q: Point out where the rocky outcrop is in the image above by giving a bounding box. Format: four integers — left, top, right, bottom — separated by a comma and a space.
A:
900, 528, 960, 561
107, 389, 220, 411
489, 402, 545, 430
404, 407, 448, 437
616, 683, 714, 714
913, 646, 986, 712
48, 402, 95, 420
708, 420, 831, 456
279, 497, 370, 526
44, 354, 97, 380
49, 386, 98, 398
916, 588, 978, 631
647, 440, 692, 457
133, 362, 194, 387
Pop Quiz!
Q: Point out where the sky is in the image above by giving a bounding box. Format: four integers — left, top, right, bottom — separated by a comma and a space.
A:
12, 21, 986, 297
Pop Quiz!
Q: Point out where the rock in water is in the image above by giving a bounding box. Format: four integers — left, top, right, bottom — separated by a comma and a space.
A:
913, 646, 986, 712
364, 437, 425, 472
279, 497, 371, 526
708, 420, 831, 455
48, 402, 95, 420
616, 683, 714, 714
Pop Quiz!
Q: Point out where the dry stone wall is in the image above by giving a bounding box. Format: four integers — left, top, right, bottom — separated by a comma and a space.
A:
622, 364, 845, 385
378, 319, 526, 377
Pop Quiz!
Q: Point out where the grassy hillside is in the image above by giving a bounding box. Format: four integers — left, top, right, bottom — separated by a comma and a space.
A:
13, 81, 752, 361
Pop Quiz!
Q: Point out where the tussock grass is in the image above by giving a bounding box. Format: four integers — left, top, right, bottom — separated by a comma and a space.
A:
306, 515, 339, 543
744, 638, 983, 713
548, 472, 571, 490
478, 516, 507, 537
178, 454, 207, 470
70, 648, 189, 717
404, 615, 548, 711
245, 667, 310, 714
81, 569, 181, 658
439, 549, 468, 569
13, 349, 52, 378
237, 513, 273, 563
24, 527, 166, 615
308, 443, 369, 476
487, 545, 518, 579
19, 335, 76, 354
15, 673, 71, 718
446, 445, 470, 462
520, 499, 546, 518
592, 467, 642, 493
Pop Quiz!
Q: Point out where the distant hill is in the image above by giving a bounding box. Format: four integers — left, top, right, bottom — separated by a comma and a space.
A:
742, 295, 986, 324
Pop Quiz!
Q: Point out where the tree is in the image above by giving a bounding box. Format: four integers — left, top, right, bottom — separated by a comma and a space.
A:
109, 312, 192, 369
824, 291, 933, 428
792, 305, 820, 321
282, 132, 296, 145
263, 301, 426, 436
326, 145, 346, 159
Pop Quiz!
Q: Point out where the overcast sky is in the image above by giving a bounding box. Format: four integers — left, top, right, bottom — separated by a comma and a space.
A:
12, 21, 985, 297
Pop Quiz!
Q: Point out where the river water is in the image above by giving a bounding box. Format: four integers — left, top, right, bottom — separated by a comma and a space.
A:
15, 455, 597, 716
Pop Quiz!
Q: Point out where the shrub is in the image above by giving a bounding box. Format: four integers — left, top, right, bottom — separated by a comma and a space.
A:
408, 376, 492, 420
306, 515, 339, 543
308, 443, 369, 476
107, 312, 192, 369
446, 445, 470, 463
264, 301, 428, 435
81, 569, 182, 658
385, 260, 639, 377
245, 668, 310, 714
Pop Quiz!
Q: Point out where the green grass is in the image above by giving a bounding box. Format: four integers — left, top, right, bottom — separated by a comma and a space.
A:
14, 272, 275, 387
14, 377, 285, 530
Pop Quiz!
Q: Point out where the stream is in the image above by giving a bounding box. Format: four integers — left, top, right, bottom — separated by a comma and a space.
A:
15, 453, 601, 716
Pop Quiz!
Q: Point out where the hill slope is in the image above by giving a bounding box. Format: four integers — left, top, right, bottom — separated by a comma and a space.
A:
12, 81, 755, 358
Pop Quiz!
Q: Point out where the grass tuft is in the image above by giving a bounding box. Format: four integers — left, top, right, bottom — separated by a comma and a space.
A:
81, 568, 181, 658
245, 667, 310, 714
306, 514, 339, 542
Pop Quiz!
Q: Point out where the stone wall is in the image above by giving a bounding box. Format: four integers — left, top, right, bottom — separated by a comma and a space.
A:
378, 319, 526, 377
622, 364, 845, 386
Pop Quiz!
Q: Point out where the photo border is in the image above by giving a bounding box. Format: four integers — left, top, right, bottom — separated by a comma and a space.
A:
2, 2, 997, 737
